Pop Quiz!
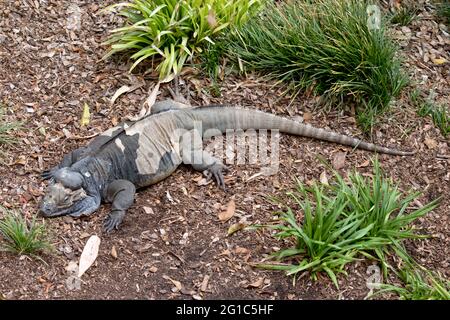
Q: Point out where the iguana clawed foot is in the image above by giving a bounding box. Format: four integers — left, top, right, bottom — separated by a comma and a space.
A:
203, 163, 229, 190
103, 210, 125, 233
41, 169, 56, 180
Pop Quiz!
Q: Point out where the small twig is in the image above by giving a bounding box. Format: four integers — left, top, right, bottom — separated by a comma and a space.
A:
69, 133, 100, 140
436, 154, 450, 159
166, 250, 185, 264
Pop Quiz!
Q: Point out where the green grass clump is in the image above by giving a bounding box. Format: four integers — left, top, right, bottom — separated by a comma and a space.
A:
375, 268, 450, 300
0, 207, 53, 257
437, 1, 450, 24
260, 159, 438, 287
411, 90, 449, 137
0, 105, 21, 146
225, 0, 408, 132
103, 0, 262, 81
390, 6, 418, 26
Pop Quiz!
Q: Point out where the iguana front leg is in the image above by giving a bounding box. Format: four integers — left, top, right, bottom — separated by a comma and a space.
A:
103, 179, 136, 232
41, 147, 89, 180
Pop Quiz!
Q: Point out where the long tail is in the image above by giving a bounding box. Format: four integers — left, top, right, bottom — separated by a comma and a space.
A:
188, 106, 415, 156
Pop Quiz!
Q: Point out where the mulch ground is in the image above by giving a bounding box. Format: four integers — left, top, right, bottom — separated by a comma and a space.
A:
0, 0, 448, 300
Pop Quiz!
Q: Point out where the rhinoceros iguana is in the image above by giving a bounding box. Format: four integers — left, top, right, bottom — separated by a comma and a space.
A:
39, 100, 413, 232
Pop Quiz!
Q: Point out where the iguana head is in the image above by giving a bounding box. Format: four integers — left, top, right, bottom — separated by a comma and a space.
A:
40, 168, 89, 217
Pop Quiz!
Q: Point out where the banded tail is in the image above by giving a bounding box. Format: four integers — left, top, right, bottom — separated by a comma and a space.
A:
189, 106, 415, 156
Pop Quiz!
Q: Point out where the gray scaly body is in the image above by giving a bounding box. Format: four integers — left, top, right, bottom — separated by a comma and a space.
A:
40, 100, 413, 231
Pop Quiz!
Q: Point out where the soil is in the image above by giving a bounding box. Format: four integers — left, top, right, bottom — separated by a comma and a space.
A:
0, 0, 448, 300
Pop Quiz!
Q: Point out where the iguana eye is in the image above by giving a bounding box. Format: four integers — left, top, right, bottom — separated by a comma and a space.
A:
64, 196, 70, 202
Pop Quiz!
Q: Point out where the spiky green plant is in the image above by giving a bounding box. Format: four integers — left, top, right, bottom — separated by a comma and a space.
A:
410, 90, 449, 138
225, 0, 408, 132
103, 0, 263, 81
437, 1, 450, 24
390, 6, 418, 26
374, 267, 450, 300
259, 158, 438, 287
0, 207, 53, 257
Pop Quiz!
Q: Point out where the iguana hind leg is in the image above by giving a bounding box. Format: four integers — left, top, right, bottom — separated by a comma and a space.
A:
103, 179, 136, 232
181, 130, 228, 190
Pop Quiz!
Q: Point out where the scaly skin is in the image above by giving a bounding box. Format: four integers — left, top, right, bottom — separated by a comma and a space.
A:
40, 100, 414, 232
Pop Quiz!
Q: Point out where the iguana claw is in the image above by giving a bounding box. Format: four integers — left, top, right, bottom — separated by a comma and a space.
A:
103, 210, 125, 233
204, 163, 228, 190
41, 169, 55, 180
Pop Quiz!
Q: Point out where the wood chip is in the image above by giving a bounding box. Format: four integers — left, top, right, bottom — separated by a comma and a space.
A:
143, 206, 154, 214
332, 152, 347, 170
111, 246, 118, 259
200, 275, 210, 292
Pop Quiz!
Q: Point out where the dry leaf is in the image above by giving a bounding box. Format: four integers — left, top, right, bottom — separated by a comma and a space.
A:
197, 178, 209, 186
80, 103, 90, 127
319, 171, 329, 185
332, 152, 347, 170
78, 235, 101, 277
163, 275, 182, 291
145, 81, 161, 110
357, 159, 371, 168
424, 138, 438, 149
111, 116, 119, 126
149, 266, 158, 273
227, 222, 246, 236
143, 206, 154, 214
235, 247, 249, 254
247, 277, 264, 288
110, 85, 131, 105
218, 199, 235, 222
303, 112, 313, 121
432, 58, 447, 65
111, 246, 118, 259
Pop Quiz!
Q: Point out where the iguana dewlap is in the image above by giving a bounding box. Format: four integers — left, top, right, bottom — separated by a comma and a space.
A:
40, 100, 413, 232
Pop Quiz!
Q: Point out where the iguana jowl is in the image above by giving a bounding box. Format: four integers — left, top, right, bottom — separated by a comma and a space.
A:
40, 100, 414, 232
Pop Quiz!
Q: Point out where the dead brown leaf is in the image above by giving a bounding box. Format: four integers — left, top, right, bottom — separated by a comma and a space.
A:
218, 199, 235, 222
303, 112, 313, 121
111, 246, 118, 259
247, 277, 264, 288
78, 235, 101, 277
227, 222, 246, 236
163, 275, 182, 292
235, 247, 250, 254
